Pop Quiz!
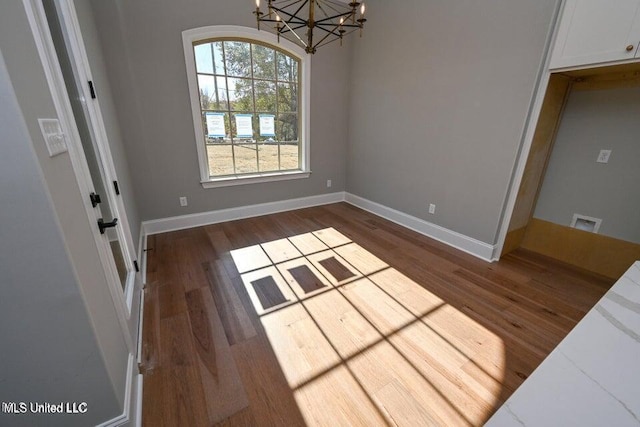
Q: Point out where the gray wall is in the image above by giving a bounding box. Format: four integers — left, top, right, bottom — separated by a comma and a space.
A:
534, 87, 640, 244
0, 0, 130, 421
0, 50, 119, 426
346, 0, 559, 244
90, 0, 350, 221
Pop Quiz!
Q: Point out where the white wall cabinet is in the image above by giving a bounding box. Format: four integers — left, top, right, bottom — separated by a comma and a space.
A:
550, 0, 640, 69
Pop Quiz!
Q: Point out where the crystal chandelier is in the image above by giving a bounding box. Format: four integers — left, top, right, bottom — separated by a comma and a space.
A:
253, 0, 367, 54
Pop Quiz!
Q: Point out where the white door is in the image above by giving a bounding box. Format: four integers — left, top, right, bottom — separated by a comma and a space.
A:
42, 0, 142, 351
550, 0, 640, 69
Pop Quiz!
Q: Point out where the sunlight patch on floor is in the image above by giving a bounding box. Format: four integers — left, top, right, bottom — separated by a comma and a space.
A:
231, 227, 505, 426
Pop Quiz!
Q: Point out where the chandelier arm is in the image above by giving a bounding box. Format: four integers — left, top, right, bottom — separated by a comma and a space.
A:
316, 23, 363, 31
273, 23, 308, 35
283, 23, 309, 32
280, 0, 310, 27
314, 27, 357, 49
264, 8, 307, 26
313, 25, 340, 36
312, 21, 344, 47
316, 0, 347, 15
311, 32, 336, 49
314, 20, 361, 36
323, 0, 355, 7
271, 0, 305, 10
259, 18, 305, 26
316, 22, 360, 30
313, 0, 332, 20
315, 0, 354, 22
276, 15, 309, 47
313, 11, 353, 25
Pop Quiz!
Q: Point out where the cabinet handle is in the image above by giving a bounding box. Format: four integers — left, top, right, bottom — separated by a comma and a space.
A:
626, 44, 635, 52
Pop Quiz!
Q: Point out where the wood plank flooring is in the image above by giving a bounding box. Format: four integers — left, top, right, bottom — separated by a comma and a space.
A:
141, 202, 613, 426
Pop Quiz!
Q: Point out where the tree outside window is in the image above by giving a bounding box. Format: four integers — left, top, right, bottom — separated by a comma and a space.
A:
193, 39, 301, 177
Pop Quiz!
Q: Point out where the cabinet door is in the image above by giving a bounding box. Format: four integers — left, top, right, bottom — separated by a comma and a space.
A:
550, 0, 640, 69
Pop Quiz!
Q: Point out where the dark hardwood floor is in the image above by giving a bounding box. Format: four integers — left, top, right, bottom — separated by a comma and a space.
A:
141, 202, 613, 426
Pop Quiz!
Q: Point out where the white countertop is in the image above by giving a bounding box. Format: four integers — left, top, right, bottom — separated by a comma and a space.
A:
486, 261, 640, 427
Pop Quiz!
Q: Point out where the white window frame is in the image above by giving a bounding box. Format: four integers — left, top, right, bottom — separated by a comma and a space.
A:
182, 25, 311, 188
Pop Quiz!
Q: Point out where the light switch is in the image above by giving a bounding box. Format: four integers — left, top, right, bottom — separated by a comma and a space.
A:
596, 149, 611, 164
38, 118, 67, 157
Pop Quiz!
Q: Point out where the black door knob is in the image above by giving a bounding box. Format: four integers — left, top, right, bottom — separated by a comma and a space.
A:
97, 218, 118, 234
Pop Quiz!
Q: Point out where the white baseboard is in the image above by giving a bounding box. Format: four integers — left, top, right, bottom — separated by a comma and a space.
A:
142, 192, 346, 235
490, 245, 502, 261
136, 285, 145, 367
134, 228, 147, 366
137, 228, 147, 286
96, 354, 140, 427
140, 190, 495, 261
344, 193, 497, 262
134, 374, 143, 427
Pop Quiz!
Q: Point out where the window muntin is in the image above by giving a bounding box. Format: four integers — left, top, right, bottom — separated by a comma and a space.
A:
193, 39, 301, 179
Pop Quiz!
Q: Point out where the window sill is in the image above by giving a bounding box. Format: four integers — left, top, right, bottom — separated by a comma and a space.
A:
201, 170, 311, 188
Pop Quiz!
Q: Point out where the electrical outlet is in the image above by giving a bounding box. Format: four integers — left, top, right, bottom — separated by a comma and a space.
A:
327, 179, 332, 188
179, 196, 188, 207
597, 149, 612, 164
428, 203, 436, 214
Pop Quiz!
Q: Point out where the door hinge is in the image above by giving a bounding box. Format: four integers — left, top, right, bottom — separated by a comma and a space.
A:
113, 180, 120, 195
88, 80, 96, 99
133, 260, 140, 272
89, 192, 101, 208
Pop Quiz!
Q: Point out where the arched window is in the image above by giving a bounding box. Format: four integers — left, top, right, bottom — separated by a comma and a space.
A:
182, 26, 310, 187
